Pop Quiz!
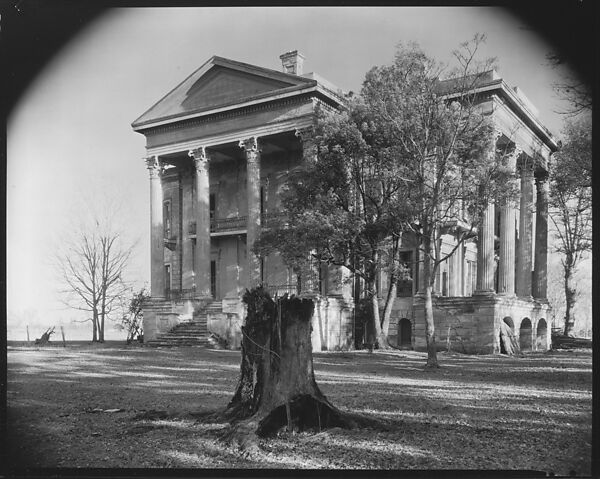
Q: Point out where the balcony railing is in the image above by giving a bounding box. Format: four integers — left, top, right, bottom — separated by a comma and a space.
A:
165, 288, 196, 301
265, 283, 301, 297
212, 216, 247, 233
188, 212, 287, 236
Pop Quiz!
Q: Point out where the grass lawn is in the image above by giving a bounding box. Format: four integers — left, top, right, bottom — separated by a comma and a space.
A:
5, 343, 592, 474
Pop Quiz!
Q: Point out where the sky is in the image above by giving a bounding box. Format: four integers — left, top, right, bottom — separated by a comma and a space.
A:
7, 7, 584, 340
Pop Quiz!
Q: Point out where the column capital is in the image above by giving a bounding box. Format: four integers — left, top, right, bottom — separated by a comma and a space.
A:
295, 126, 315, 141
507, 144, 523, 171
238, 136, 260, 154
145, 156, 163, 179
188, 147, 210, 173
492, 127, 503, 142
517, 155, 535, 177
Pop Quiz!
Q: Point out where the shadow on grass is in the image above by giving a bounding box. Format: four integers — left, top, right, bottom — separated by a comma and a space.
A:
6, 345, 592, 472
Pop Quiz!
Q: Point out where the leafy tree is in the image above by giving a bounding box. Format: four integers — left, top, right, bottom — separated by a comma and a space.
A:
548, 114, 592, 336
257, 36, 515, 366
255, 98, 412, 349
361, 36, 515, 368
56, 214, 133, 342
118, 288, 149, 343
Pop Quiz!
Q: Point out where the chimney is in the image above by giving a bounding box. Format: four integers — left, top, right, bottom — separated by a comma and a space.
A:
279, 50, 305, 75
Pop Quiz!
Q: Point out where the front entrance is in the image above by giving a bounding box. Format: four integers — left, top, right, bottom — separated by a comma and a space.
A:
398, 318, 412, 348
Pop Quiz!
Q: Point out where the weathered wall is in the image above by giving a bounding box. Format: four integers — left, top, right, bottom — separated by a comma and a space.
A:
412, 295, 551, 354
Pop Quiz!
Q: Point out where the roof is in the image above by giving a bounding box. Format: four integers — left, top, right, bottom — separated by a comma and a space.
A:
437, 70, 558, 152
132, 56, 343, 131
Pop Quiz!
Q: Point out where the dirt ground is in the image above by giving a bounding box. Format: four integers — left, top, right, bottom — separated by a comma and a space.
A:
5, 343, 592, 474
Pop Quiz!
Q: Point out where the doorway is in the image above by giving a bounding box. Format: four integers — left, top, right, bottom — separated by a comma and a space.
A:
398, 318, 412, 348
210, 260, 217, 299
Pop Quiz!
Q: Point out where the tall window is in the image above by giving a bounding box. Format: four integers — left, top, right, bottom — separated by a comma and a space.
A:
397, 250, 414, 297
442, 271, 448, 297
164, 264, 171, 295
163, 200, 172, 238
209, 193, 216, 220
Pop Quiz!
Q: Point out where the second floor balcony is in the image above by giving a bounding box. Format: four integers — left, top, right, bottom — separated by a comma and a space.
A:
188, 212, 286, 237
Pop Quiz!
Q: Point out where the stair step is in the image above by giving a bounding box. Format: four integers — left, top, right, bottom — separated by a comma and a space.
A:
147, 300, 228, 348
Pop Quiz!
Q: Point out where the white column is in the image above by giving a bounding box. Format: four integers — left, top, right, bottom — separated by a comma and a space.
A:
188, 147, 212, 299
516, 159, 534, 298
239, 137, 262, 287
533, 173, 549, 300
475, 202, 496, 293
146, 156, 165, 298
498, 146, 521, 295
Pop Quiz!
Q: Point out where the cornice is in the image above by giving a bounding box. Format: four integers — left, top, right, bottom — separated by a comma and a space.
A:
446, 81, 558, 152
146, 114, 315, 157
140, 93, 315, 138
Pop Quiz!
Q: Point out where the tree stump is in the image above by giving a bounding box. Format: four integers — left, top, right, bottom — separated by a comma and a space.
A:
34, 327, 55, 345
223, 287, 356, 451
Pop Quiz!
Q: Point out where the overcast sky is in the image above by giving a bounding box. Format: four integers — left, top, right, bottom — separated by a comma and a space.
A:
7, 7, 580, 338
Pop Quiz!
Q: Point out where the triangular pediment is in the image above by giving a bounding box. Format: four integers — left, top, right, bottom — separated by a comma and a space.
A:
133, 56, 316, 128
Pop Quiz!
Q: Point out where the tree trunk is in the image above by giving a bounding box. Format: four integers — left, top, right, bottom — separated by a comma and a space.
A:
223, 287, 356, 452
563, 262, 576, 336
377, 278, 397, 349
92, 309, 98, 342
422, 238, 439, 368
370, 287, 385, 349
99, 311, 105, 343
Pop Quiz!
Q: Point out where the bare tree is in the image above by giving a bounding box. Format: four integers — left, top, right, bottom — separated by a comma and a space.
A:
548, 115, 592, 336
56, 215, 133, 342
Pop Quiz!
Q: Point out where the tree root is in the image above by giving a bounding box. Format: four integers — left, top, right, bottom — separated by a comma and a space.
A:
210, 394, 364, 453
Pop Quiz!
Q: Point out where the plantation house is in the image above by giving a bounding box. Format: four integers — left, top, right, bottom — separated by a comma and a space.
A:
132, 51, 558, 354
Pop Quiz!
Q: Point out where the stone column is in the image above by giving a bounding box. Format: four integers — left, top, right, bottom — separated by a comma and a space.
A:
497, 201, 517, 295
497, 147, 521, 295
533, 173, 549, 300
188, 147, 212, 299
146, 156, 165, 298
239, 137, 262, 286
516, 159, 534, 298
475, 202, 496, 293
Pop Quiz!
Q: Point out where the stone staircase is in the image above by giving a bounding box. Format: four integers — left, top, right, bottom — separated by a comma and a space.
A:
146, 300, 221, 348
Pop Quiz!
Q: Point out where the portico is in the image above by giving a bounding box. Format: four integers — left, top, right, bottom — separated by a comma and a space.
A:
411, 71, 557, 354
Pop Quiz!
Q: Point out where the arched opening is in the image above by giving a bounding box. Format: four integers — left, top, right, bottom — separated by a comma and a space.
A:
398, 318, 412, 349
499, 317, 517, 355
519, 318, 533, 352
535, 318, 548, 351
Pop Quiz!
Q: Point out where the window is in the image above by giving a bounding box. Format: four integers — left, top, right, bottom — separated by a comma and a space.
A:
163, 200, 172, 238
260, 186, 266, 216
397, 251, 414, 297
466, 260, 477, 296
442, 271, 448, 297
164, 264, 171, 296
209, 193, 216, 220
